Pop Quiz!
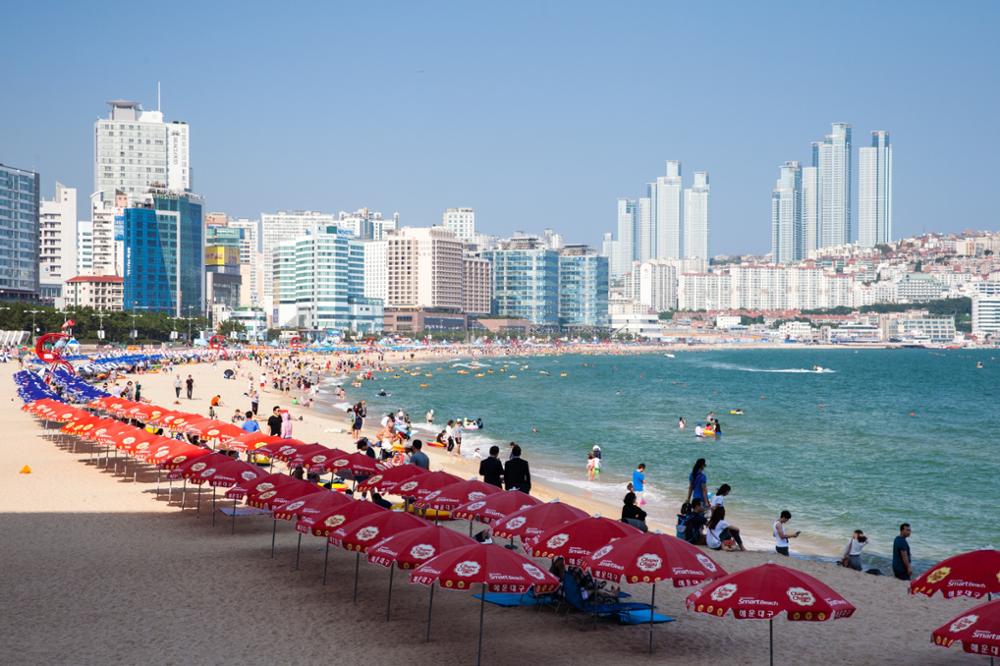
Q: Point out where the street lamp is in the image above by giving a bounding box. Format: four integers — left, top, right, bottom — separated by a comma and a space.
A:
27, 309, 43, 344
95, 312, 106, 341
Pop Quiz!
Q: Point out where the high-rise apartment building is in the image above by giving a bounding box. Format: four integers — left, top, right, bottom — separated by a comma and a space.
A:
612, 198, 637, 278
0, 164, 40, 300
363, 240, 389, 303
814, 123, 852, 248
463, 255, 492, 315
858, 130, 893, 248
442, 208, 476, 242
39, 182, 78, 305
683, 172, 709, 259
260, 210, 335, 319
557, 245, 609, 328
771, 161, 802, 264
801, 166, 819, 255
122, 191, 204, 316
94, 100, 189, 204
484, 237, 559, 326
226, 218, 260, 263
385, 227, 465, 310
636, 196, 653, 262
89, 190, 128, 276
76, 220, 94, 275
638, 260, 679, 312
273, 225, 382, 332
652, 160, 682, 259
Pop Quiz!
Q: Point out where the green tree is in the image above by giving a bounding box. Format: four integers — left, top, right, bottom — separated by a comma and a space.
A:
217, 319, 246, 338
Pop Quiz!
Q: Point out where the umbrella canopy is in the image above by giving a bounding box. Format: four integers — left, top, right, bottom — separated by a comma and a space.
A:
686, 563, 856, 621
357, 464, 428, 494
452, 489, 540, 524
414, 479, 503, 513
911, 549, 1000, 599
259, 439, 313, 462
323, 452, 384, 479
491, 500, 588, 545
587, 531, 726, 587
329, 510, 427, 551
531, 516, 640, 566
290, 445, 345, 472
272, 489, 353, 521
222, 431, 283, 453
296, 499, 385, 537
152, 442, 211, 469
172, 452, 234, 483
932, 597, 1000, 658
411, 542, 559, 594
247, 478, 318, 510
225, 472, 291, 500
396, 470, 462, 500
368, 524, 476, 570
78, 418, 121, 442
184, 419, 244, 442
155, 411, 196, 429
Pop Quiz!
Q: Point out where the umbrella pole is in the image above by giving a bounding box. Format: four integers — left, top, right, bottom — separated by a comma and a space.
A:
425, 584, 435, 642
231, 498, 237, 534
353, 552, 360, 603
168, 476, 173, 502
385, 563, 394, 622
477, 582, 486, 666
155, 468, 160, 495
322, 540, 330, 585
196, 484, 202, 517
294, 533, 302, 570
649, 582, 656, 653
181, 479, 187, 510
769, 617, 774, 666
270, 519, 277, 558
212, 487, 217, 526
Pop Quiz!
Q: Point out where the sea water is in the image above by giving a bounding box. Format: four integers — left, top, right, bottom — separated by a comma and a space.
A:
332, 348, 999, 569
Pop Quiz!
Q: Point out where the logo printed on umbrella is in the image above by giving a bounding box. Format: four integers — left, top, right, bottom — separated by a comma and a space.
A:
278, 446, 296, 456
136, 442, 149, 451
522, 563, 546, 580
786, 587, 816, 606
636, 553, 663, 572
284, 500, 306, 512
324, 515, 347, 528
466, 501, 487, 512
505, 516, 526, 530
950, 614, 978, 633
367, 474, 383, 486
467, 492, 487, 502
592, 544, 614, 560
241, 471, 257, 481
926, 566, 951, 584
454, 561, 481, 577
123, 436, 136, 445
546, 533, 569, 549
256, 482, 274, 492
711, 583, 738, 602
410, 544, 436, 560
333, 459, 348, 467
170, 454, 186, 463
399, 481, 419, 492
425, 490, 442, 501
355, 526, 380, 542
257, 490, 277, 500
696, 553, 718, 573
200, 467, 216, 478
192, 462, 207, 472
311, 455, 327, 463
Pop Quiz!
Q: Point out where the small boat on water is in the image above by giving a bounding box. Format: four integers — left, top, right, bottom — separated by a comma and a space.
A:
665, 353, 676, 359
977, 361, 984, 369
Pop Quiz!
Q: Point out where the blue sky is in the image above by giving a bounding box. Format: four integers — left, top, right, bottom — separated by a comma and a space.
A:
2, 1, 998, 254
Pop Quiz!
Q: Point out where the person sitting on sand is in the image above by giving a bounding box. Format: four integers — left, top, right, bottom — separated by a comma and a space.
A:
840, 529, 868, 571
621, 491, 648, 532
681, 499, 708, 545
706, 505, 744, 551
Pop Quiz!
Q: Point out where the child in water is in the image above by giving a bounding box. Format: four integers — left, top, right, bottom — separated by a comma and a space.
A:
586, 452, 598, 481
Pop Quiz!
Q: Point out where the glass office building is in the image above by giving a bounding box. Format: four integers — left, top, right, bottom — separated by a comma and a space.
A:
558, 246, 609, 328
0, 164, 40, 300
484, 237, 559, 326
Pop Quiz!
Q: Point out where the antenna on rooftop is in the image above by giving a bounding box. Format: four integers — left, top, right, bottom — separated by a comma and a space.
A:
157, 81, 161, 112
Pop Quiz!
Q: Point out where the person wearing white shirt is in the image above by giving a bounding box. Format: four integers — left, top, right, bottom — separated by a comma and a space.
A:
841, 530, 868, 571
706, 505, 745, 551
710, 484, 731, 509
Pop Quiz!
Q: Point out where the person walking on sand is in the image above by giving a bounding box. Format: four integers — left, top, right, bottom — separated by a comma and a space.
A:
631, 463, 647, 506
174, 374, 182, 400
773, 510, 800, 556
267, 406, 282, 437
503, 444, 531, 494
185, 374, 194, 400
479, 445, 504, 488
892, 523, 913, 580
280, 409, 293, 438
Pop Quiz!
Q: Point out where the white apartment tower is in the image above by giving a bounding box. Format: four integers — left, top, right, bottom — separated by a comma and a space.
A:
683, 171, 709, 259
652, 160, 682, 259
76, 220, 94, 276
39, 183, 78, 305
813, 123, 852, 248
771, 161, 802, 264
363, 239, 389, 302
94, 100, 190, 204
636, 196, 653, 262
801, 166, 819, 255
442, 208, 476, 242
261, 210, 335, 319
385, 227, 464, 309
858, 130, 893, 247
612, 198, 637, 278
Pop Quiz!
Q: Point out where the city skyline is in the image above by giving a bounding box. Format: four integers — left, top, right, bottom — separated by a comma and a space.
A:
1, 3, 997, 256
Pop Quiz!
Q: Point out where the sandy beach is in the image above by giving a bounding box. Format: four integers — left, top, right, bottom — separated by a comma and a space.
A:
0, 352, 979, 665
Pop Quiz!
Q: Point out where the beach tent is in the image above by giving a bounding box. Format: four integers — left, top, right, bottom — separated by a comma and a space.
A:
685, 562, 856, 666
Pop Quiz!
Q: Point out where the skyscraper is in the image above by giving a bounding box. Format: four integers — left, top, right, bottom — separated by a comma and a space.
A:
260, 210, 335, 320
801, 166, 819, 255
683, 171, 709, 259
858, 130, 893, 247
484, 237, 559, 326
94, 100, 189, 204
442, 207, 476, 242
771, 161, 802, 264
652, 160, 682, 259
611, 198, 637, 278
0, 163, 40, 300
814, 123, 852, 248
558, 245, 609, 328
39, 182, 78, 305
636, 195, 653, 262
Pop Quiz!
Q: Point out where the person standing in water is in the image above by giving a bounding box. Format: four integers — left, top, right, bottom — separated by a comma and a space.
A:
631, 463, 647, 506
678, 416, 686, 430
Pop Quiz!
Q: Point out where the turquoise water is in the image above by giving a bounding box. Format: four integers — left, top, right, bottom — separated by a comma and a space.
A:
343, 349, 999, 567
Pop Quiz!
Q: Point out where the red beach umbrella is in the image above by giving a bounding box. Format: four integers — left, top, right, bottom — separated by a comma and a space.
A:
225, 472, 290, 500
247, 477, 317, 510
414, 479, 503, 513
367, 524, 476, 622
323, 452, 384, 479
911, 549, 1000, 599
531, 516, 640, 566
172, 452, 242, 484
410, 543, 559, 665
452, 489, 540, 524
491, 500, 588, 546
272, 488, 353, 522
259, 439, 312, 461
396, 469, 462, 501
686, 562, 856, 666
932, 597, 1000, 660
356, 463, 428, 494
207, 459, 268, 489
289, 445, 344, 472
330, 510, 427, 602
586, 531, 728, 652
222, 431, 282, 453
153, 442, 211, 469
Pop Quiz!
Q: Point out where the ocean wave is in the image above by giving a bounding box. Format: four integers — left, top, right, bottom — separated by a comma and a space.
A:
701, 361, 835, 374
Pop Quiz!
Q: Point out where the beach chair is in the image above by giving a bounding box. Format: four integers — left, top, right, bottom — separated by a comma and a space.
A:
472, 590, 556, 608
617, 609, 674, 625
560, 572, 653, 618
